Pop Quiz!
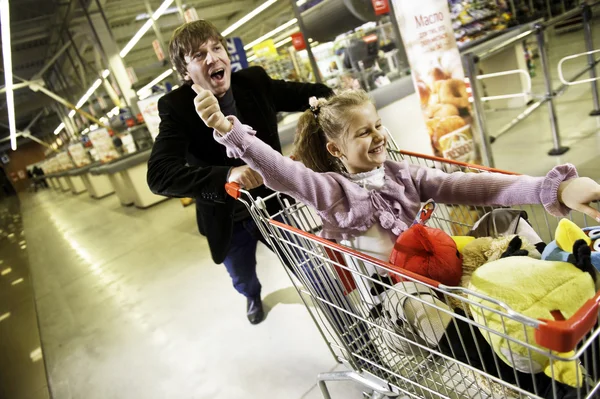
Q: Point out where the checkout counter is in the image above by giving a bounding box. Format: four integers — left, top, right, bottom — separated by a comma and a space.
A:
45, 171, 72, 193
90, 149, 167, 209
66, 162, 110, 198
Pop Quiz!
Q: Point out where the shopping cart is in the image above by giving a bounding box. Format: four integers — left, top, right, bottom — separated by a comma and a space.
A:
225, 148, 600, 399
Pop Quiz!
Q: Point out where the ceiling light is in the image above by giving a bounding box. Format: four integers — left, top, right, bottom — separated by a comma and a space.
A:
274, 37, 292, 48
119, 0, 174, 58
75, 78, 102, 109
222, 0, 278, 37
120, 19, 153, 58
152, 0, 174, 19
247, 54, 257, 62
54, 123, 65, 135
1, 0, 16, 151
137, 68, 174, 98
102, 69, 110, 78
244, 18, 297, 50
68, 110, 76, 118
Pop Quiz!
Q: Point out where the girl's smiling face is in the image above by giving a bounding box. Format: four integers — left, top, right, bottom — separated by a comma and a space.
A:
326, 103, 387, 174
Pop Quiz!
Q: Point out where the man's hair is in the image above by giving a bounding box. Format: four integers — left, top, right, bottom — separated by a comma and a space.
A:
168, 20, 228, 82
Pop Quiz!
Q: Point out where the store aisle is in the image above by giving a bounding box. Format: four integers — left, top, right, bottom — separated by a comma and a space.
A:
20, 190, 368, 399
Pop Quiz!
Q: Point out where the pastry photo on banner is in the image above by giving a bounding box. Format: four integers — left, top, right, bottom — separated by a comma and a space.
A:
392, 0, 482, 165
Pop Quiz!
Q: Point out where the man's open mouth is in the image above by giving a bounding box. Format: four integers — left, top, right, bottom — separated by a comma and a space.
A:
210, 68, 225, 82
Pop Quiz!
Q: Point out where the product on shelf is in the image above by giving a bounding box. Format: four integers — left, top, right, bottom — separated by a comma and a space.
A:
449, 0, 510, 46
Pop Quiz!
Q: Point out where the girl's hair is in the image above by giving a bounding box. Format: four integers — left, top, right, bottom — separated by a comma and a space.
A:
293, 90, 372, 173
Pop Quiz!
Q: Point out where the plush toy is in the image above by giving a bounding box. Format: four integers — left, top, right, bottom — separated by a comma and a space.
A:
468, 208, 545, 251
448, 235, 541, 312
369, 223, 462, 357
467, 240, 597, 388
389, 223, 463, 286
542, 218, 600, 275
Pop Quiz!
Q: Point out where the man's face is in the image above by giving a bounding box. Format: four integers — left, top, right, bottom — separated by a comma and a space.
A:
183, 38, 231, 98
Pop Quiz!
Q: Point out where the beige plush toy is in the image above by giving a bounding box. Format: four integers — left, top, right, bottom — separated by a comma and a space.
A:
448, 235, 541, 312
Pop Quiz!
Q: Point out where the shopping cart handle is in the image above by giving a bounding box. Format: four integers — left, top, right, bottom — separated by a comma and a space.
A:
535, 292, 600, 353
225, 182, 242, 200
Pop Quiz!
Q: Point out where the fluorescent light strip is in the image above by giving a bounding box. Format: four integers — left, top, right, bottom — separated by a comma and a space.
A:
244, 18, 297, 50
274, 36, 292, 48
68, 70, 110, 119
152, 0, 174, 19
120, 0, 173, 58
222, 0, 278, 37
120, 19, 153, 58
137, 68, 174, 97
54, 123, 65, 135
75, 79, 103, 109
1, 0, 16, 151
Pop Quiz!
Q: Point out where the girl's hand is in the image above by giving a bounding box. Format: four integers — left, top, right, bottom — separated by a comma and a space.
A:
191, 84, 232, 134
558, 177, 600, 221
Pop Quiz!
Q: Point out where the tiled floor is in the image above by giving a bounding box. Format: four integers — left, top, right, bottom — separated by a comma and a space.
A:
5, 22, 600, 399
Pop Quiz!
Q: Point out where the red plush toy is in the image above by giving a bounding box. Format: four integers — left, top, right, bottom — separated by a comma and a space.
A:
389, 224, 463, 286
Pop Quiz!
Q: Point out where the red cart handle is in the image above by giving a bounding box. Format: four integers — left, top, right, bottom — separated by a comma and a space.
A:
536, 293, 600, 352
225, 182, 242, 200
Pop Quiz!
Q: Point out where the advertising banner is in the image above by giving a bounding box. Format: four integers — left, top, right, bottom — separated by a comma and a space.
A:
252, 39, 277, 59
391, 0, 480, 164
68, 143, 91, 167
56, 151, 75, 171
227, 38, 249, 72
137, 92, 164, 140
88, 128, 120, 163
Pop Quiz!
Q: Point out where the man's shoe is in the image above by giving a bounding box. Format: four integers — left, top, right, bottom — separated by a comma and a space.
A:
247, 296, 265, 325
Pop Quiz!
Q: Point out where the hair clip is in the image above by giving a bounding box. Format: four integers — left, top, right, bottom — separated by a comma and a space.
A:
308, 96, 320, 119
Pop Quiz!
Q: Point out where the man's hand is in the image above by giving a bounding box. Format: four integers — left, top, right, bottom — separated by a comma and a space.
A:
558, 177, 600, 222
228, 165, 263, 190
191, 84, 232, 134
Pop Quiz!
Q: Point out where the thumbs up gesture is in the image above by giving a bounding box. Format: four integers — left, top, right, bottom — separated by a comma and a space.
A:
192, 84, 232, 134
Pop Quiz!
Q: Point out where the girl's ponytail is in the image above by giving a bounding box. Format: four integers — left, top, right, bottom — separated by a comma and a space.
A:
293, 108, 341, 173
293, 90, 372, 173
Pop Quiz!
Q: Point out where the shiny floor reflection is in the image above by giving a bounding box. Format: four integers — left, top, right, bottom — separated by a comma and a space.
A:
20, 190, 369, 399
0, 195, 50, 399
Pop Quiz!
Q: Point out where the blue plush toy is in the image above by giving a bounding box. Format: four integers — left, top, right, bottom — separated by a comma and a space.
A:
541, 218, 600, 272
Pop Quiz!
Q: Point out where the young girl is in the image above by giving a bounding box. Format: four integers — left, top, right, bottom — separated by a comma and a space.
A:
193, 86, 600, 262
195, 86, 600, 395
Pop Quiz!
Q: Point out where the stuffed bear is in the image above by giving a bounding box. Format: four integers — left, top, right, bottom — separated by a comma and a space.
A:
467, 239, 597, 389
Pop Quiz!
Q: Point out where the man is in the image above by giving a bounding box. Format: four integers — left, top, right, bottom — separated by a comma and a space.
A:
147, 20, 332, 325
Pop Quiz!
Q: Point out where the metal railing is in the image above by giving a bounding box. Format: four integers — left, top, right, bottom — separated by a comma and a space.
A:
462, 1, 600, 167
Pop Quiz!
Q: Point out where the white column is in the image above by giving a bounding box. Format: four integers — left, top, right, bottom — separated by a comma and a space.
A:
89, 14, 140, 114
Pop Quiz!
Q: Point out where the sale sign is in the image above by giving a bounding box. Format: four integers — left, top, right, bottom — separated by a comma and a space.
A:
88, 128, 120, 163
391, 0, 481, 164
291, 32, 306, 51
372, 0, 390, 15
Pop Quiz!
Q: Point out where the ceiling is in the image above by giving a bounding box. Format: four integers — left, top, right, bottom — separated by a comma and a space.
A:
0, 0, 297, 151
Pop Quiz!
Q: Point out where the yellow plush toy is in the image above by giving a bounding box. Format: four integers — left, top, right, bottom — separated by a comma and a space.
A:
448, 235, 540, 312
467, 241, 596, 388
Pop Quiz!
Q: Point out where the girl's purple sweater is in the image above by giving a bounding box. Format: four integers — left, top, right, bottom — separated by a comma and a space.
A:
215, 116, 577, 241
